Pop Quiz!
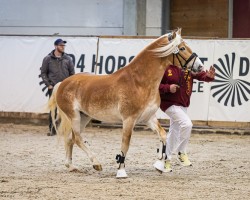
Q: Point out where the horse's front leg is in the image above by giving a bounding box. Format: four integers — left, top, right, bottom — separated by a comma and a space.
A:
146, 115, 168, 173
116, 118, 135, 178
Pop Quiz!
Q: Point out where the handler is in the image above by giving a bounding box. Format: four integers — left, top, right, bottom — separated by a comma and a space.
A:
157, 65, 215, 172
40, 39, 75, 136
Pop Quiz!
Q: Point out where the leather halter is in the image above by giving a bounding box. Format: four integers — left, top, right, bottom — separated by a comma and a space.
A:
173, 51, 198, 72
167, 33, 199, 81
172, 49, 198, 86
167, 33, 198, 72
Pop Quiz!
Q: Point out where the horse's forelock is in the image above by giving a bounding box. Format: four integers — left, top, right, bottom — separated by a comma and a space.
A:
151, 32, 182, 58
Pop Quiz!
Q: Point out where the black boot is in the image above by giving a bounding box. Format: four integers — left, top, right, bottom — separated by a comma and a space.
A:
47, 126, 56, 136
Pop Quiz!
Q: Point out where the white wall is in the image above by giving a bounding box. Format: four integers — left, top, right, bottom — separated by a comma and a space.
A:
0, 0, 163, 36
146, 0, 162, 35
0, 0, 124, 35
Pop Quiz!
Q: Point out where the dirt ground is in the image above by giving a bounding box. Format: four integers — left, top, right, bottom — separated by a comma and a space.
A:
0, 123, 249, 200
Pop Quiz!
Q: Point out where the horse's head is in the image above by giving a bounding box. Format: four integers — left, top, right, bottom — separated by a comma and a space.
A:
153, 28, 204, 73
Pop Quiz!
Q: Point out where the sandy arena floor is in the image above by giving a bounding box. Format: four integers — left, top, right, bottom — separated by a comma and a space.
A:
0, 123, 249, 200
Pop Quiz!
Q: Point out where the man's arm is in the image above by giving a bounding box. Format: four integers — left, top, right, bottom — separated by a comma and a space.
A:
68, 57, 75, 76
159, 82, 180, 94
40, 57, 51, 87
193, 65, 215, 82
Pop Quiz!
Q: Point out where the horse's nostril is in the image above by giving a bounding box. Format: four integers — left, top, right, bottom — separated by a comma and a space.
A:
199, 66, 204, 72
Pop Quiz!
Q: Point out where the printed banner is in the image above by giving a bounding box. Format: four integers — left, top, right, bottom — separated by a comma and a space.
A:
0, 36, 249, 122
208, 40, 250, 122
0, 36, 98, 112
97, 38, 154, 75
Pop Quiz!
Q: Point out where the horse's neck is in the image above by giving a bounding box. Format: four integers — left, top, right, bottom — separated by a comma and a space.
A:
124, 39, 172, 88
126, 57, 168, 89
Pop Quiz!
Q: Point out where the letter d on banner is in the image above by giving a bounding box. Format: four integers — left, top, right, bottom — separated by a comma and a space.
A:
239, 57, 249, 76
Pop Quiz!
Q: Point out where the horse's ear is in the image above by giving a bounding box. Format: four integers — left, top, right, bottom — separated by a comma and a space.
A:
177, 28, 182, 36
172, 28, 182, 39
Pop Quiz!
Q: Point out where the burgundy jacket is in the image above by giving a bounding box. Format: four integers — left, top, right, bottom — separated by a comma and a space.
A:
159, 65, 214, 112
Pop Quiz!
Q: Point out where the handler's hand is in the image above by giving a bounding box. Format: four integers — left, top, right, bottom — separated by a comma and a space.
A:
206, 65, 216, 79
48, 85, 53, 89
170, 84, 180, 93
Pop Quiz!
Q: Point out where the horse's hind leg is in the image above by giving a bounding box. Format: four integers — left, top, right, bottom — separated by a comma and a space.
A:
64, 132, 77, 172
72, 112, 102, 171
55, 108, 76, 171
147, 115, 167, 145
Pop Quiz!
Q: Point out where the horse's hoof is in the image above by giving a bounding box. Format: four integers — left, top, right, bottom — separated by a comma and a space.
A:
93, 164, 102, 171
153, 160, 164, 173
155, 168, 163, 174
116, 169, 128, 178
69, 166, 80, 172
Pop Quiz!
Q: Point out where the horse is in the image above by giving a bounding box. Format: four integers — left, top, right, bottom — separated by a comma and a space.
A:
48, 28, 204, 178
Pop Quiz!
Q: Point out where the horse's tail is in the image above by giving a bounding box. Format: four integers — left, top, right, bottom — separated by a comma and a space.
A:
48, 82, 73, 141
48, 82, 61, 135
57, 106, 73, 142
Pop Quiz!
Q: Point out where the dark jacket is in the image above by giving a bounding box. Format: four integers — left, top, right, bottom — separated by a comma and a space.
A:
40, 50, 75, 87
159, 65, 214, 111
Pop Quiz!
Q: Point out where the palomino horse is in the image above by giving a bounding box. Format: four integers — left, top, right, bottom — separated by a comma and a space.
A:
49, 28, 204, 178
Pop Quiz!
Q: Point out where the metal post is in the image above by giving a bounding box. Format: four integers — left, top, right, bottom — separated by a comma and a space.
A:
228, 0, 233, 38
123, 0, 137, 35
161, 0, 170, 34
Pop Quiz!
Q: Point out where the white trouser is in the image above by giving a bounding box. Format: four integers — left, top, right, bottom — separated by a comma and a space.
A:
165, 105, 193, 160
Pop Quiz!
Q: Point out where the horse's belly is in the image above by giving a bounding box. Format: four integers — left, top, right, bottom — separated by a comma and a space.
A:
94, 114, 122, 123
84, 107, 122, 123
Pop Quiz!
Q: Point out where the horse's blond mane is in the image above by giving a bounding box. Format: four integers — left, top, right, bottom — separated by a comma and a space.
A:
152, 31, 182, 57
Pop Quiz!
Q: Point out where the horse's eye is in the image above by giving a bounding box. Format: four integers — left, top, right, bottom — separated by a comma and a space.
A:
179, 47, 185, 51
